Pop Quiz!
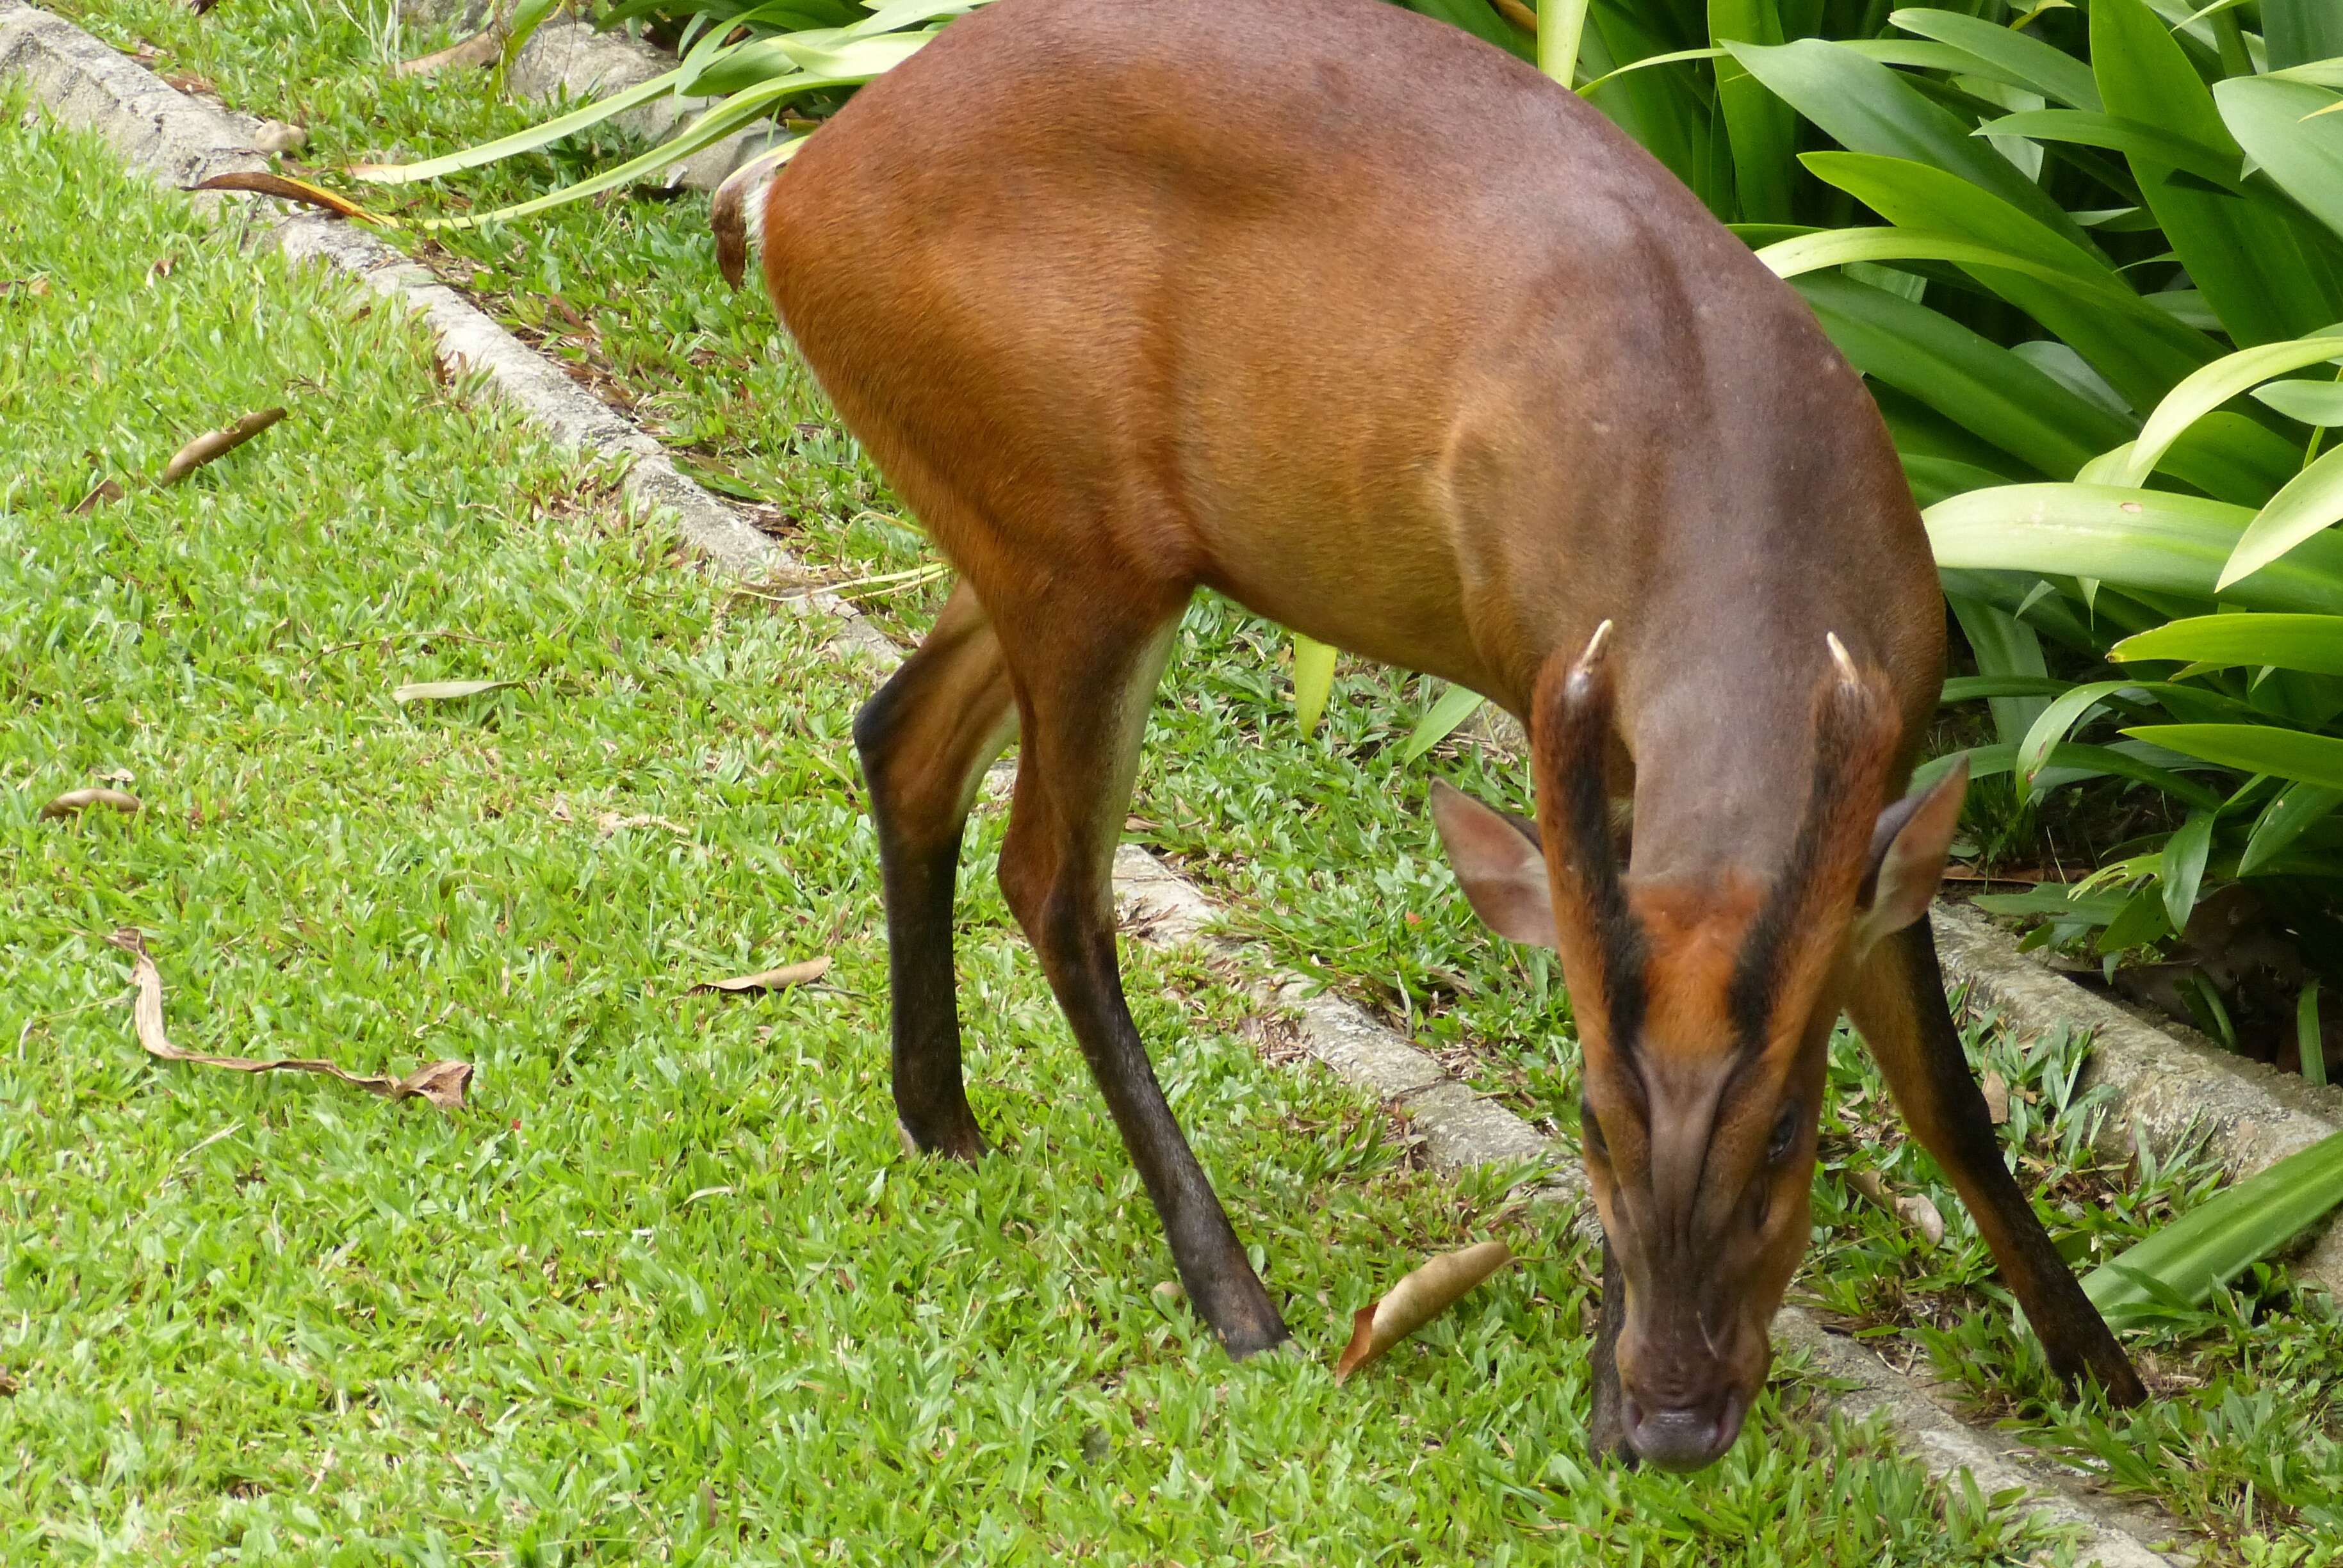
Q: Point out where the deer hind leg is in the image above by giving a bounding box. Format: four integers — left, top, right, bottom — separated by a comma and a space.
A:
984, 584, 1291, 1358
1845, 919, 2145, 1405
854, 580, 1016, 1162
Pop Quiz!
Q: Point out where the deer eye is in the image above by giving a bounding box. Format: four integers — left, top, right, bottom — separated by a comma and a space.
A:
1767, 1104, 1799, 1163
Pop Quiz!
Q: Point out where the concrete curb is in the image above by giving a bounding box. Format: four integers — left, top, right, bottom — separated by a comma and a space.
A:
1, 12, 2196, 1558
1935, 903, 2343, 1294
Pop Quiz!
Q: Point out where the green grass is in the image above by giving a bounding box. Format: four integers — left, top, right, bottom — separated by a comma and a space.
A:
0, 88, 2084, 1565
16, 0, 2343, 1555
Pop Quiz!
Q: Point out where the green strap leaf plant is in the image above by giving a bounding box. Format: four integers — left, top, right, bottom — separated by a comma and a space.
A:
2084, 1130, 2343, 1330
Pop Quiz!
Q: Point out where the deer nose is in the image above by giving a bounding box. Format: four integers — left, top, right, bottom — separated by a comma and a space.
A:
1622, 1389, 1747, 1473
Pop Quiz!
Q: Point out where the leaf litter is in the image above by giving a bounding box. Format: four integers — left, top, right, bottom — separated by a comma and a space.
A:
1335, 1239, 1514, 1382
106, 929, 471, 1109
692, 956, 831, 994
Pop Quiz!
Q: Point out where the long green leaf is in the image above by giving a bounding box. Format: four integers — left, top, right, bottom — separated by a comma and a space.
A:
2093, 0, 2340, 347
1401, 683, 1492, 764
2223, 446, 2343, 589
1727, 40, 2100, 254
2302, 980, 2330, 1089
2216, 77, 2343, 246
2124, 724, 2343, 789
1950, 595, 2051, 747
1942, 674, 2077, 703
2084, 1131, 2343, 1329
2017, 680, 2141, 785
1888, 8, 2102, 111
1793, 274, 2128, 481
1909, 740, 2219, 804
2161, 808, 2216, 931
1971, 110, 2239, 188
2255, 379, 2343, 426
2241, 781, 2343, 873
1293, 634, 1337, 736
2264, 0, 2343, 72
1924, 484, 2343, 614
1802, 152, 2219, 412
2112, 613, 2343, 675
2122, 335, 2343, 488
1710, 0, 1797, 224
350, 67, 689, 183
1758, 227, 2132, 300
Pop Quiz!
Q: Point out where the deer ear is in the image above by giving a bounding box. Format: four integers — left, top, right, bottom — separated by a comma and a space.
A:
1854, 757, 1969, 957
1430, 779, 1557, 949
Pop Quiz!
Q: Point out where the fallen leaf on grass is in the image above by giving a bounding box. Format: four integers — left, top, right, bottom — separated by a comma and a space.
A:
393, 28, 503, 76
1980, 1070, 2010, 1125
393, 679, 515, 703
0, 1369, 17, 1396
188, 172, 393, 226
161, 406, 286, 484
106, 930, 471, 1109
40, 787, 142, 819
692, 956, 831, 994
1335, 1240, 1512, 1382
70, 478, 126, 514
1844, 1169, 1945, 1247
250, 120, 307, 154
0, 277, 51, 299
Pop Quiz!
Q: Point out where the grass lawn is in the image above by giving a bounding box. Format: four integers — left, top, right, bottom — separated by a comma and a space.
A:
15, 0, 2343, 1555
0, 87, 2086, 1565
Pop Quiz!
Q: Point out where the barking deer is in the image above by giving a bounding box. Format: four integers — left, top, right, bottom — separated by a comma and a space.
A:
740, 0, 2145, 1471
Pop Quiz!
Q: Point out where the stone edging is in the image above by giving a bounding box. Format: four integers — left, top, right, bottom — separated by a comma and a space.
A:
1935, 903, 2343, 1294
0, 10, 2204, 1558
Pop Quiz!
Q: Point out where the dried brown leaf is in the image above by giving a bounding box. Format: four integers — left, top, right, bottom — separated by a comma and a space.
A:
70, 478, 126, 514
1980, 1069, 2010, 1125
106, 929, 469, 1110
1844, 1168, 1945, 1247
40, 787, 142, 819
0, 276, 51, 299
188, 172, 392, 225
393, 28, 503, 78
250, 119, 308, 154
1335, 1239, 1512, 1382
160, 406, 286, 484
693, 956, 831, 994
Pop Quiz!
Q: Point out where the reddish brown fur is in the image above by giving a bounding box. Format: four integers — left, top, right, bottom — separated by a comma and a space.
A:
755, 0, 2142, 1469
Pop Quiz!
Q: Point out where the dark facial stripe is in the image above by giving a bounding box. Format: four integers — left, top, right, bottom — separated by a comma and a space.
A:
1553, 662, 1650, 1065
1727, 675, 1891, 1053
